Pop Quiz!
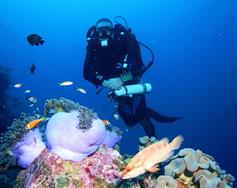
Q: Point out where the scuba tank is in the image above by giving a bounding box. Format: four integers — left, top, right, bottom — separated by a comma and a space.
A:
110, 83, 152, 97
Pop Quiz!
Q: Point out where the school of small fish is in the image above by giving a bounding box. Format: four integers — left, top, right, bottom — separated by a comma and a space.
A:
13, 80, 87, 109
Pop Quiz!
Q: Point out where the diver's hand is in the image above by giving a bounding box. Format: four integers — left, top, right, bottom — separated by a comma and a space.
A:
102, 77, 123, 90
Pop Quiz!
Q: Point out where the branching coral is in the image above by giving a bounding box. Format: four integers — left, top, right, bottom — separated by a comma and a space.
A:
0, 113, 38, 170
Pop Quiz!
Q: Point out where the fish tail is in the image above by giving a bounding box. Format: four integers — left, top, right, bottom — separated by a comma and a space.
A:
40, 117, 46, 121
170, 135, 183, 150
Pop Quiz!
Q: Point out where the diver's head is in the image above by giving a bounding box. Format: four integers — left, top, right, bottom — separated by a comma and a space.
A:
95, 18, 113, 43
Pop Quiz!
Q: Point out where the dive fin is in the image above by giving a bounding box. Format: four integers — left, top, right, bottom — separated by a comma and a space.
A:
147, 108, 182, 123
40, 40, 44, 45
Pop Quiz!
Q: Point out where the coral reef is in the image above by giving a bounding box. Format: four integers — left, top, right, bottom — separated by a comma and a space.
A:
1, 97, 122, 169
0, 65, 14, 132
0, 167, 21, 188
1, 98, 235, 188
164, 148, 235, 188
118, 137, 235, 188
15, 145, 122, 188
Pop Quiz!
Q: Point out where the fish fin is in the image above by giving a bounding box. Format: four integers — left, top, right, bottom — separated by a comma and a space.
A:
166, 151, 175, 161
160, 137, 169, 144
170, 135, 184, 150
146, 165, 160, 173
40, 117, 46, 121
40, 40, 44, 45
41, 116, 50, 121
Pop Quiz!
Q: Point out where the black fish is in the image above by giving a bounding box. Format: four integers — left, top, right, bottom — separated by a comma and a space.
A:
27, 34, 44, 46
30, 63, 36, 75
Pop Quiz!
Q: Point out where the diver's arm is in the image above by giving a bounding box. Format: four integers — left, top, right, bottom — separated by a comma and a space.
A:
83, 51, 104, 86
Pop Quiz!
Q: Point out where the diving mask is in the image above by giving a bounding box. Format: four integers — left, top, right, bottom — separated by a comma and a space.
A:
96, 27, 113, 40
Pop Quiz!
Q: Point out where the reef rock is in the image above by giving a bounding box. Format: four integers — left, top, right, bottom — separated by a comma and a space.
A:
16, 145, 122, 188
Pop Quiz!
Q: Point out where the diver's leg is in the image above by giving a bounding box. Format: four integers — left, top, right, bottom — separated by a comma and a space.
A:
117, 97, 138, 127
147, 108, 182, 123
140, 117, 157, 138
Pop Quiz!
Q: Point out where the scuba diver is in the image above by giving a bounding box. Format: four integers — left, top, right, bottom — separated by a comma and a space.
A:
83, 17, 181, 138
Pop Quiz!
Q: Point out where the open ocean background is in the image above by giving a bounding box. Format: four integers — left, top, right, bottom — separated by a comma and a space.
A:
0, 0, 236, 179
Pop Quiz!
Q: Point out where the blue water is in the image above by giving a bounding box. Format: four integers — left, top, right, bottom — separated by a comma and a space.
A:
0, 0, 236, 179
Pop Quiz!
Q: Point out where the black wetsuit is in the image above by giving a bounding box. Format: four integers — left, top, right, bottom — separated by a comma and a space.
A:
83, 25, 180, 138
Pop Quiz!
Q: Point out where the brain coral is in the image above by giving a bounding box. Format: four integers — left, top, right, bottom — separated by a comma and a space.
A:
46, 110, 106, 161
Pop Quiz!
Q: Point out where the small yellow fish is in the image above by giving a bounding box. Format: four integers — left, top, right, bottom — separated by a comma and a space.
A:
14, 83, 23, 88
102, 120, 110, 126
25, 117, 46, 130
77, 87, 87, 94
58, 81, 73, 86
122, 135, 183, 179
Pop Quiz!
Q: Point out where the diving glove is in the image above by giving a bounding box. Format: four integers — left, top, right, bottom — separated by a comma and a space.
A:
102, 77, 123, 90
